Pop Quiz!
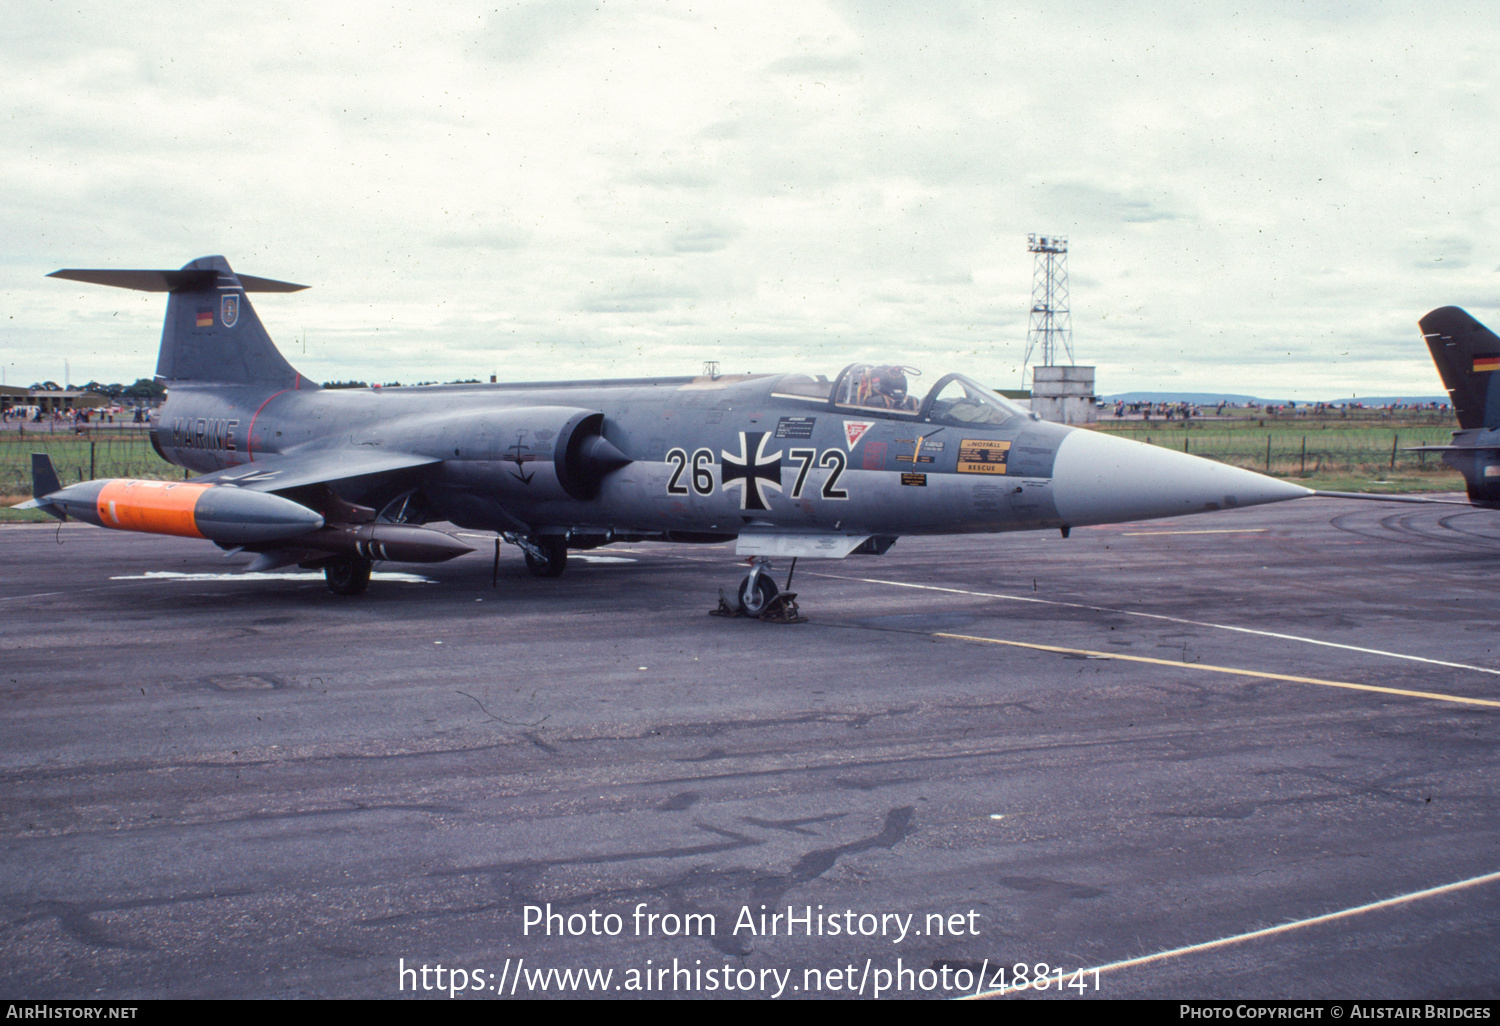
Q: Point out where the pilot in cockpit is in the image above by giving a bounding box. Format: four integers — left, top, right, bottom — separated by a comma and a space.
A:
868, 366, 919, 411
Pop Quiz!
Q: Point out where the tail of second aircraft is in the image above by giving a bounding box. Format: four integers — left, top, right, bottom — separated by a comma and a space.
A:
49, 255, 316, 391
1419, 306, 1500, 430
1415, 306, 1500, 504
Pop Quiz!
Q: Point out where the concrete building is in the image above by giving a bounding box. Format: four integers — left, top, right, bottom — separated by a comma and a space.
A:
1031, 365, 1097, 424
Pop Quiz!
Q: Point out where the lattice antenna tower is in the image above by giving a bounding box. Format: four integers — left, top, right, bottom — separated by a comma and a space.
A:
1022, 233, 1072, 386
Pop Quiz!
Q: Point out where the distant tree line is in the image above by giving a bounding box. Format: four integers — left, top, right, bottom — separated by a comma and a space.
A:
28, 379, 166, 400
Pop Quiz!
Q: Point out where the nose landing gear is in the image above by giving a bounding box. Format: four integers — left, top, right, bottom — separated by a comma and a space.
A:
714, 557, 806, 623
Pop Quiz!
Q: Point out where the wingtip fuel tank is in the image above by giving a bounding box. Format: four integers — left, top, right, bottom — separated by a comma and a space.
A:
32, 473, 325, 545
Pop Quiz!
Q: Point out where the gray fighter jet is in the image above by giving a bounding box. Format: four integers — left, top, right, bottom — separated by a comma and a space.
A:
22, 256, 1311, 609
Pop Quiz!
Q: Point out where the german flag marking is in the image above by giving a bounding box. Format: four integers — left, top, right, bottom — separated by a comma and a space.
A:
1474, 355, 1500, 372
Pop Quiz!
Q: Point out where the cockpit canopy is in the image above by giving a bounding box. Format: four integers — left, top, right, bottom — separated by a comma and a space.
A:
772, 364, 1031, 426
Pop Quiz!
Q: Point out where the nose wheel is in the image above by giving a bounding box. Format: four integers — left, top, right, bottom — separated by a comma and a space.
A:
714, 557, 806, 623
738, 572, 780, 615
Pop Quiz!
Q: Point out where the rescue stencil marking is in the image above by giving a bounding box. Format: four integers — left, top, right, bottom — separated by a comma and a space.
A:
957, 439, 1011, 475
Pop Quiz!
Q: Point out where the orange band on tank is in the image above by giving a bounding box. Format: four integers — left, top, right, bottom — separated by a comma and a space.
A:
96, 480, 210, 538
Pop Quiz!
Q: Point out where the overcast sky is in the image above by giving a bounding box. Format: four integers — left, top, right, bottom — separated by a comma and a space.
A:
3, 1, 1496, 399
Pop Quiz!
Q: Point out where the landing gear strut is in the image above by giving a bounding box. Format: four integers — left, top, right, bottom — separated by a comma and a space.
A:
505, 533, 569, 577
324, 554, 372, 596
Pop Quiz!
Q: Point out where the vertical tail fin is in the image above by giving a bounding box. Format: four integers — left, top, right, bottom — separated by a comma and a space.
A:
48, 256, 317, 390
1419, 306, 1500, 430
10, 454, 67, 518
31, 452, 62, 497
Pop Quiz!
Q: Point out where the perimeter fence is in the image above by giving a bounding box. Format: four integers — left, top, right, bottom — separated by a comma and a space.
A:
1089, 416, 1458, 478
0, 427, 183, 499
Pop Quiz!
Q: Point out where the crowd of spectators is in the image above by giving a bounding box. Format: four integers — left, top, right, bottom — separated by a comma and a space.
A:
1109, 399, 1451, 421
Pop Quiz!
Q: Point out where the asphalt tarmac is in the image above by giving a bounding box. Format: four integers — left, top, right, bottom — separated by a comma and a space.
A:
2, 496, 1498, 1000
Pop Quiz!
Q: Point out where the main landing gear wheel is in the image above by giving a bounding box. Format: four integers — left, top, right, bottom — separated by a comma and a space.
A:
737, 573, 780, 616
325, 555, 372, 596
524, 536, 569, 578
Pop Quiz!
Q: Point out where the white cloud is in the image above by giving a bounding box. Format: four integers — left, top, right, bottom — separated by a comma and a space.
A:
1, 1, 1497, 398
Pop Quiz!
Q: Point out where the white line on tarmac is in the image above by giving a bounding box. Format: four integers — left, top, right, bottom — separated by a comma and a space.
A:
0, 592, 64, 602
965, 867, 1500, 998
1120, 528, 1269, 536
109, 570, 436, 584
0, 522, 90, 530
809, 572, 1500, 677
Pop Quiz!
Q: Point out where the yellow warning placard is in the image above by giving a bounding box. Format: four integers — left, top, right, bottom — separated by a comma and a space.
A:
957, 439, 1011, 475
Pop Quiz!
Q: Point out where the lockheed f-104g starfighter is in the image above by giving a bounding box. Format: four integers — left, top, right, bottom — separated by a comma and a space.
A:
20, 256, 1311, 611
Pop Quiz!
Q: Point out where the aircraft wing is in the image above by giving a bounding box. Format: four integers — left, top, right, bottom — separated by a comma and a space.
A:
192, 448, 441, 493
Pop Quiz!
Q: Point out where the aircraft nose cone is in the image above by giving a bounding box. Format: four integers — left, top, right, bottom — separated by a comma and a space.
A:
1050, 428, 1312, 526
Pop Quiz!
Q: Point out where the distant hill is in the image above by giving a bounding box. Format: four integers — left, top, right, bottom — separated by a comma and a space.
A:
1103, 392, 1448, 406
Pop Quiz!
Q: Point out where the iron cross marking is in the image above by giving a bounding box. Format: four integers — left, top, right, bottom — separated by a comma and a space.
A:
720, 431, 784, 511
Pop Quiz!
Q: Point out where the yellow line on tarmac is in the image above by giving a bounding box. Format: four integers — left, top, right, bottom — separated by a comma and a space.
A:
933, 632, 1500, 710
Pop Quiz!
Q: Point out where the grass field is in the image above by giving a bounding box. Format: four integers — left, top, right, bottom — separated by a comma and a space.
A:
0, 410, 1469, 523
1087, 409, 1465, 493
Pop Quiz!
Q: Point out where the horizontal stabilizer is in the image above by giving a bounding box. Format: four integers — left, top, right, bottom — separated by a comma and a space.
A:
48, 269, 308, 292
194, 448, 442, 493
